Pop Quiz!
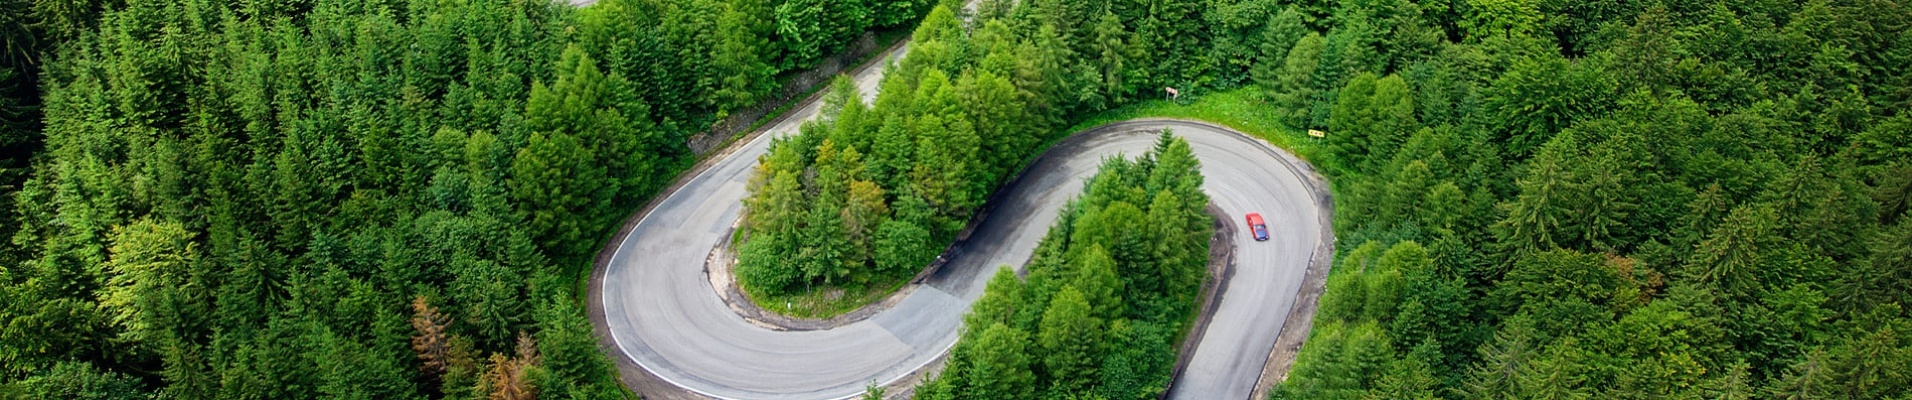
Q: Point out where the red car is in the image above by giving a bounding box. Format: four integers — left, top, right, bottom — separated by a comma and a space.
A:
1246, 213, 1269, 241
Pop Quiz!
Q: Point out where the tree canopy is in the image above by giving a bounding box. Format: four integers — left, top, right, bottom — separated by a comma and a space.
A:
2, 0, 1909, 397
1276, 0, 1912, 398
918, 131, 1214, 400
734, 0, 1275, 304
0, 0, 933, 398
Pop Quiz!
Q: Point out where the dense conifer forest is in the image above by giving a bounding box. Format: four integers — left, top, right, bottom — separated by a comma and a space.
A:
1271, 0, 1912, 397
734, 0, 1260, 309
756, 0, 1912, 397
0, 0, 929, 397
1, 0, 1908, 397
915, 132, 1215, 400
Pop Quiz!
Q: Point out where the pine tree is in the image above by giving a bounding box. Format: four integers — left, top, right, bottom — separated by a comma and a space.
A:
1092, 12, 1129, 105
1253, 7, 1308, 92
411, 296, 454, 387
962, 323, 1035, 400
100, 219, 201, 348
533, 296, 620, 399
1492, 136, 1575, 254
1461, 317, 1542, 400
527, 45, 658, 202
965, 267, 1026, 338
13, 361, 146, 400
1687, 205, 1784, 299
713, 0, 780, 111
1328, 73, 1381, 165
1038, 286, 1104, 392
1068, 245, 1124, 321
1274, 33, 1325, 129
480, 332, 543, 400
509, 131, 604, 258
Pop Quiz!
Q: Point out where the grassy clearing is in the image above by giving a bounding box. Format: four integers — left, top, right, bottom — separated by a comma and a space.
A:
1067, 86, 1327, 163
746, 275, 913, 319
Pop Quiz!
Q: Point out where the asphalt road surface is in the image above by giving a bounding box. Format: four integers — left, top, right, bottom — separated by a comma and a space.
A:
593, 28, 1326, 400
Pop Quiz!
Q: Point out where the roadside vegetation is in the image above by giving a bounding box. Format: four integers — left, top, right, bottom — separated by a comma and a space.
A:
733, 0, 1272, 314
0, 0, 933, 398
1067, 88, 1321, 157
917, 131, 1214, 400
734, 7, 1053, 310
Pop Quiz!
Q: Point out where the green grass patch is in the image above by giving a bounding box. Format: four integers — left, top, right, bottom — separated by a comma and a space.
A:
744, 275, 913, 319
1066, 87, 1328, 163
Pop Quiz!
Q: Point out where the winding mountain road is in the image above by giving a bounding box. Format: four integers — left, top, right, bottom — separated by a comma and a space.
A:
589, 37, 1331, 400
